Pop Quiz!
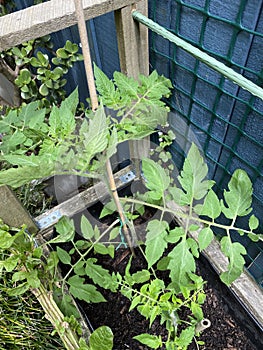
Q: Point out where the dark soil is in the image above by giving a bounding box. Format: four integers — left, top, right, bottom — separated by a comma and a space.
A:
76, 246, 262, 350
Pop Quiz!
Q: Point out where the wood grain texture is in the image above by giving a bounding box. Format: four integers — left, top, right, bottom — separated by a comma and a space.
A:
114, 1, 148, 78
0, 0, 141, 51
0, 185, 38, 233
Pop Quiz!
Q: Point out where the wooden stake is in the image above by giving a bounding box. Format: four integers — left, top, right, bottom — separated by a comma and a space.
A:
74, 0, 134, 254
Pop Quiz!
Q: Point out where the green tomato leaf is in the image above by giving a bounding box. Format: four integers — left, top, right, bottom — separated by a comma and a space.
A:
133, 334, 162, 349
142, 158, 170, 196
168, 240, 196, 292
56, 246, 71, 265
220, 236, 246, 285
178, 144, 214, 204
80, 215, 94, 240
198, 227, 214, 251
68, 275, 106, 303
221, 169, 253, 219
145, 220, 168, 268
194, 189, 221, 219
52, 217, 75, 243
249, 215, 259, 231
89, 326, 114, 350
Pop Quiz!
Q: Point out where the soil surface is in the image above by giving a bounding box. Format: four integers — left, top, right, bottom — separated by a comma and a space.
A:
77, 246, 262, 350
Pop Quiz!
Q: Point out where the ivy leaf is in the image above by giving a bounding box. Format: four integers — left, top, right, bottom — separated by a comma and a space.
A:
168, 240, 196, 292
133, 334, 162, 349
142, 158, 170, 198
220, 236, 246, 285
145, 220, 168, 268
178, 144, 214, 204
68, 275, 106, 303
194, 189, 221, 219
198, 227, 214, 251
221, 169, 253, 219
89, 326, 114, 350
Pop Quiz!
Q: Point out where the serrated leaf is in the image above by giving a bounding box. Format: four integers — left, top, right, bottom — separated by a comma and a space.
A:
145, 220, 168, 268
133, 334, 162, 349
131, 269, 151, 284
68, 275, 106, 303
198, 227, 214, 251
194, 189, 221, 219
83, 107, 109, 163
221, 169, 253, 219
142, 158, 170, 196
52, 216, 75, 243
114, 71, 139, 98
85, 258, 115, 291
168, 240, 196, 292
178, 144, 214, 204
177, 326, 195, 347
89, 326, 114, 350
220, 236, 246, 285
56, 246, 71, 265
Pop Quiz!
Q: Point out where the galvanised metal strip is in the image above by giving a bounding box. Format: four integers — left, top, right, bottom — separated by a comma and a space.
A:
132, 11, 263, 100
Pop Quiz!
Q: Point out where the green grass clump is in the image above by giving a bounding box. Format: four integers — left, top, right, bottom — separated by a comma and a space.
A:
0, 273, 64, 350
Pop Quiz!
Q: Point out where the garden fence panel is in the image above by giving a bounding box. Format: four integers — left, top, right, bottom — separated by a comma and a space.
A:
149, 0, 263, 287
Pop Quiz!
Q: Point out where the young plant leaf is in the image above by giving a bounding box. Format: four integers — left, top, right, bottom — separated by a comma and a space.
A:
56, 246, 71, 265
89, 326, 114, 350
178, 144, 214, 204
80, 215, 94, 240
142, 158, 170, 198
194, 189, 221, 219
133, 334, 162, 349
168, 240, 196, 292
221, 169, 253, 219
198, 227, 214, 251
68, 275, 106, 303
220, 236, 246, 285
145, 220, 168, 268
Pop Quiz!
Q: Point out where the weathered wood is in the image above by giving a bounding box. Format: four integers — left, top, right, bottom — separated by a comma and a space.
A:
0, 0, 142, 51
0, 185, 38, 233
115, 1, 150, 169
167, 200, 263, 330
114, 1, 148, 77
35, 165, 135, 239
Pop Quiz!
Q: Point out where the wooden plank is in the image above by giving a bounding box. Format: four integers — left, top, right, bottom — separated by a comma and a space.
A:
0, 185, 38, 233
167, 200, 263, 330
114, 1, 149, 170
0, 0, 142, 51
35, 165, 135, 239
114, 1, 149, 77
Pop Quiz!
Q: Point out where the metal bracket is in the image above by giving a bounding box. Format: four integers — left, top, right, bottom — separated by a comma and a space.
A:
36, 209, 62, 230
119, 170, 136, 184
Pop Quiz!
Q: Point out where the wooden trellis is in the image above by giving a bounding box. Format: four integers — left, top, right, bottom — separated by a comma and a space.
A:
0, 0, 262, 332
0, 0, 149, 234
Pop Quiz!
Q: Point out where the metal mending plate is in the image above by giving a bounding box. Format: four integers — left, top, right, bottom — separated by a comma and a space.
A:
36, 209, 62, 230
119, 170, 136, 184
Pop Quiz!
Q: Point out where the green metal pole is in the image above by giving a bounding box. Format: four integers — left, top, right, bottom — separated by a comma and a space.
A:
132, 11, 263, 100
